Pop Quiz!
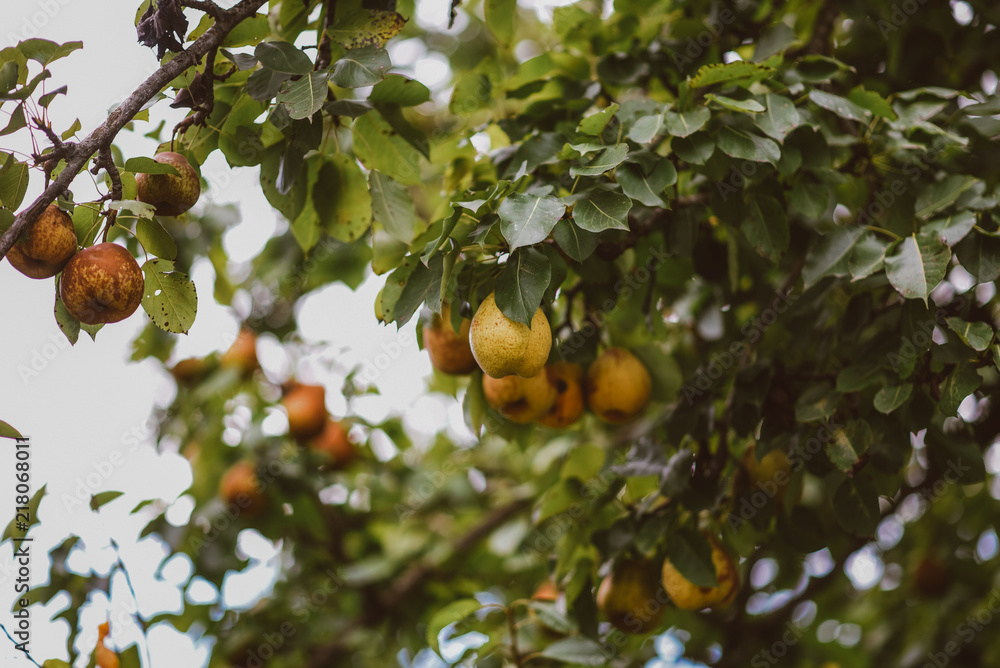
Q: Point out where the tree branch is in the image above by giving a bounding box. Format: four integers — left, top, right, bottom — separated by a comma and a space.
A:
0, 0, 268, 260
178, 0, 226, 20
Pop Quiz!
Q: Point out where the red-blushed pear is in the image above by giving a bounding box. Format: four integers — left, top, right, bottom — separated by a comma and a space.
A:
309, 418, 357, 469
539, 362, 586, 429
283, 382, 328, 440
6, 203, 77, 279
423, 303, 477, 375
470, 291, 551, 379
220, 327, 259, 375
59, 242, 144, 325
482, 371, 557, 423
219, 460, 265, 517
596, 556, 665, 634
586, 348, 652, 423
170, 357, 208, 386
135, 151, 201, 216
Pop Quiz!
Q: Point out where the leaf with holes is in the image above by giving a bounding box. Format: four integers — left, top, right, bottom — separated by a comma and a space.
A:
328, 9, 407, 49
141, 259, 197, 334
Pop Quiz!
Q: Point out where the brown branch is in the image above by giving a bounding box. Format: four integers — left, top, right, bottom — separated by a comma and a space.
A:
0, 0, 268, 260
304, 497, 532, 668
800, 0, 840, 57
315, 0, 338, 71
178, 0, 226, 19
91, 147, 123, 240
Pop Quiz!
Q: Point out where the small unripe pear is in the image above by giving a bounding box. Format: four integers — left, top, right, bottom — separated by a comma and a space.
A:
424, 303, 477, 374
6, 204, 77, 278
586, 348, 651, 423
470, 291, 551, 379
482, 370, 556, 423
59, 243, 144, 325
538, 362, 586, 429
135, 152, 201, 216
661, 535, 739, 610
596, 557, 665, 634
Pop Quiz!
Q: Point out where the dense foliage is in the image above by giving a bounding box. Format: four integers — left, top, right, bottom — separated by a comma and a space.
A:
4, 0, 1000, 666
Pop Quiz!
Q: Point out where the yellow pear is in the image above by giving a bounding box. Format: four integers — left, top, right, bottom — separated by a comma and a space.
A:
538, 362, 586, 429
586, 348, 651, 423
470, 291, 551, 379
661, 535, 739, 610
424, 303, 477, 375
596, 556, 665, 634
482, 370, 556, 423
741, 443, 793, 503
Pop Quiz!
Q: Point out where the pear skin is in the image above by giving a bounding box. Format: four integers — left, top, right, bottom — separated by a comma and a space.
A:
539, 362, 586, 429
283, 383, 327, 440
135, 152, 201, 216
424, 303, 477, 374
219, 461, 265, 517
586, 348, 651, 423
482, 370, 556, 423
470, 291, 551, 379
742, 443, 793, 504
661, 535, 739, 610
59, 243, 144, 325
7, 204, 77, 279
596, 557, 665, 634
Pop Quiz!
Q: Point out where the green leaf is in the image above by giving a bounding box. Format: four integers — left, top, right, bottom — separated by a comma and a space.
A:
808, 90, 870, 123
246, 67, 290, 101
755, 94, 802, 142
525, 601, 578, 634
450, 73, 492, 116
938, 362, 982, 416
690, 61, 774, 87
617, 159, 676, 207
498, 191, 565, 251
0, 158, 30, 210
666, 529, 717, 588
837, 364, 882, 392
573, 190, 632, 232
0, 104, 25, 136
802, 225, 864, 287
278, 72, 329, 120
2, 485, 45, 542
552, 219, 598, 262
427, 598, 482, 653
827, 420, 872, 471
122, 157, 180, 175
18, 39, 82, 65
223, 14, 270, 47
369, 170, 416, 243
331, 46, 391, 88
925, 428, 986, 483
90, 491, 124, 512
140, 259, 197, 334
327, 8, 407, 49
315, 154, 372, 242
955, 232, 1000, 283
353, 112, 422, 185
705, 93, 765, 113
716, 126, 780, 165
627, 112, 667, 143
577, 103, 619, 135
849, 234, 891, 280
848, 86, 898, 120
54, 293, 81, 345
0, 420, 22, 439
885, 234, 950, 305
874, 384, 913, 414
570, 144, 628, 177
368, 75, 430, 107
946, 317, 994, 352
742, 195, 789, 260
484, 0, 516, 44
671, 132, 715, 164
915, 175, 977, 219
753, 23, 798, 61
833, 475, 880, 536
135, 217, 178, 260
795, 382, 839, 422
254, 41, 312, 74
788, 181, 829, 219
495, 247, 552, 326
663, 107, 710, 137
540, 637, 608, 665
923, 210, 975, 247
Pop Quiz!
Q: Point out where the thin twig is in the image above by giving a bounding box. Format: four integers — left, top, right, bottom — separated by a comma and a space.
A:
178, 0, 226, 19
